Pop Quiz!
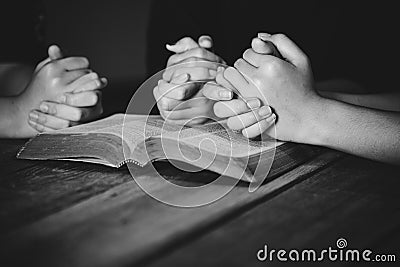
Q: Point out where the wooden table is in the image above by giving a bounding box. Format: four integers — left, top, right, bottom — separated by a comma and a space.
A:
0, 138, 399, 267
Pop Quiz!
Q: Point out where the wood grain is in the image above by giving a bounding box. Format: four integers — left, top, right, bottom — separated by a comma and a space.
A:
1, 143, 342, 267
147, 157, 400, 267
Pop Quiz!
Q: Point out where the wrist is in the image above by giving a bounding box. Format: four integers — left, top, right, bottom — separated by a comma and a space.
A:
10, 93, 36, 138
297, 95, 333, 146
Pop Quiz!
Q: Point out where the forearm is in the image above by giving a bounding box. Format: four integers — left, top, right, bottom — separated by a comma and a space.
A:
316, 79, 400, 111
0, 64, 33, 96
319, 91, 400, 111
0, 94, 36, 138
308, 98, 400, 164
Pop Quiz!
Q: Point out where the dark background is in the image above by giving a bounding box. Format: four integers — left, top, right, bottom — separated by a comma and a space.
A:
43, 0, 151, 84
2, 0, 399, 116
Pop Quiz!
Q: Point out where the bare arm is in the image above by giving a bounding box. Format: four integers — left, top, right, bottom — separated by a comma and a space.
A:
0, 94, 36, 138
0, 64, 37, 137
0, 63, 33, 97
222, 33, 400, 165
319, 91, 400, 111
316, 79, 400, 111
307, 98, 400, 164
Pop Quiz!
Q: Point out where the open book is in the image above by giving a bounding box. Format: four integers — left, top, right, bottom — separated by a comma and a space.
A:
17, 114, 321, 182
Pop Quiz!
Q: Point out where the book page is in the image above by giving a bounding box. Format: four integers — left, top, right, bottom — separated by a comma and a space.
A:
48, 114, 281, 160
50, 114, 167, 153
53, 114, 126, 134
161, 120, 280, 158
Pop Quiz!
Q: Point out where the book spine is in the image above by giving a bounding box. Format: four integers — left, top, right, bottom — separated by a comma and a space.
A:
117, 158, 145, 168
16, 135, 39, 158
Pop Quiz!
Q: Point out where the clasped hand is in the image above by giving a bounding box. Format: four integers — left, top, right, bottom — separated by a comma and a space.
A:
154, 35, 281, 138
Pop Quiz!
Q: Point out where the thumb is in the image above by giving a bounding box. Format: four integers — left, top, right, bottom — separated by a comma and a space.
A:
251, 37, 283, 59
198, 35, 213, 49
261, 33, 308, 68
166, 37, 199, 53
48, 44, 63, 60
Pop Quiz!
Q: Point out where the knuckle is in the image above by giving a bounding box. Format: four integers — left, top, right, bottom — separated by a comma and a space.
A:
213, 102, 231, 118
158, 98, 169, 110
231, 101, 243, 113
48, 104, 57, 115
153, 85, 160, 99
261, 59, 280, 76
192, 68, 209, 80
213, 102, 223, 117
182, 57, 200, 66
175, 88, 186, 100
37, 114, 47, 124
227, 117, 235, 129
162, 69, 172, 81
50, 77, 62, 88
166, 57, 174, 67
90, 79, 101, 90
227, 117, 242, 130
194, 48, 207, 59
182, 37, 194, 43
252, 77, 263, 89
167, 54, 182, 67
89, 72, 99, 80
80, 57, 89, 67
36, 124, 45, 132
300, 54, 311, 66
159, 110, 167, 120
43, 62, 58, 75
89, 93, 99, 105
274, 33, 286, 41
234, 58, 244, 68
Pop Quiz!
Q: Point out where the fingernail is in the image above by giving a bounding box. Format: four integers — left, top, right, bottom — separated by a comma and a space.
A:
29, 112, 39, 121
101, 77, 108, 84
218, 90, 232, 100
209, 69, 217, 77
258, 106, 272, 117
217, 66, 224, 73
265, 113, 277, 123
246, 98, 261, 109
175, 73, 188, 83
258, 32, 271, 41
39, 103, 48, 113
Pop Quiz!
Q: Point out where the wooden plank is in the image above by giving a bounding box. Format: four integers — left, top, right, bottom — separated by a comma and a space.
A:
147, 157, 400, 267
0, 160, 133, 233
0, 138, 135, 232
0, 150, 342, 267
0, 139, 38, 176
0, 140, 321, 233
